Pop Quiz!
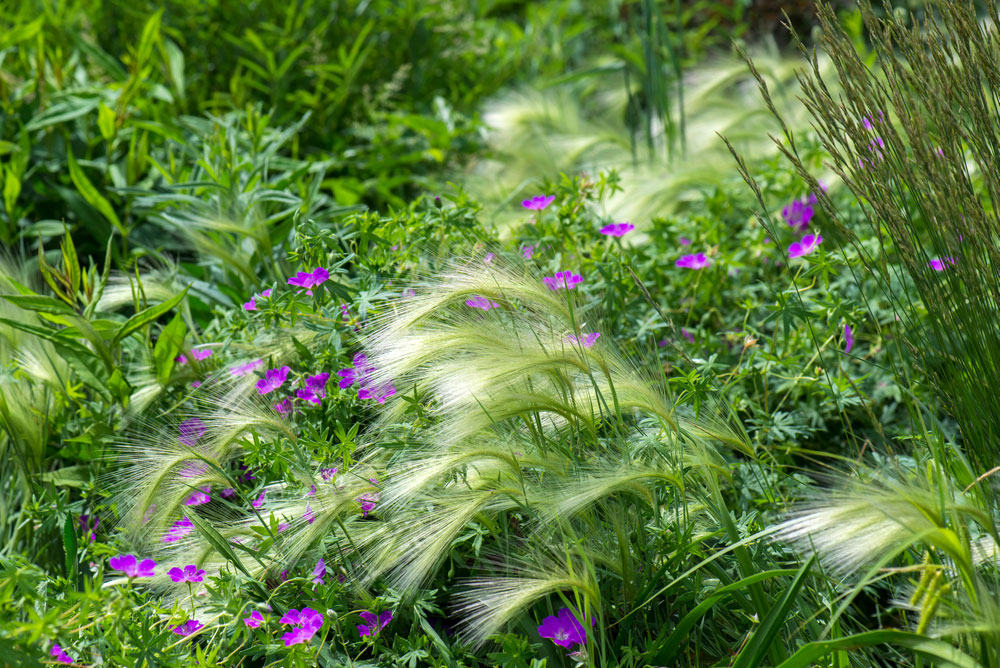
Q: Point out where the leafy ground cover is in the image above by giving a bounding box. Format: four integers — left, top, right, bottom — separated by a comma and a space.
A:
2, 1, 1000, 667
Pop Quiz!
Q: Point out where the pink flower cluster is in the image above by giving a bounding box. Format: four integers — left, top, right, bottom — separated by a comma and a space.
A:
676, 253, 710, 270
109, 554, 156, 578
338, 354, 396, 404
466, 295, 500, 310
280, 608, 324, 646
522, 194, 554, 211
600, 222, 634, 237
544, 271, 583, 291
243, 288, 273, 311
566, 332, 600, 348
287, 268, 329, 296
176, 348, 213, 364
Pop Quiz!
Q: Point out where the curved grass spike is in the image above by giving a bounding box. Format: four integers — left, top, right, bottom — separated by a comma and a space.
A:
112, 259, 756, 651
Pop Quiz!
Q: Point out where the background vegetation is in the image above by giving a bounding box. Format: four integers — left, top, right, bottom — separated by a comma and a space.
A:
2, 1, 999, 666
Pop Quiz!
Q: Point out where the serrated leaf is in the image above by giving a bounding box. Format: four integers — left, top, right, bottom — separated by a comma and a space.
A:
111, 286, 189, 347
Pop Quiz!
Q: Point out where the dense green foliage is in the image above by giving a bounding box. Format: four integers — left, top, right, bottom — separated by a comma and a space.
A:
3, 1, 1000, 667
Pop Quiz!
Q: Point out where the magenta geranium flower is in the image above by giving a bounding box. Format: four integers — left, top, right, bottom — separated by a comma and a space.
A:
338, 354, 376, 389
543, 271, 583, 291
178, 418, 206, 446
522, 244, 534, 259
321, 467, 337, 481
252, 491, 266, 508
484, 252, 494, 264
296, 372, 330, 405
679, 236, 691, 245
287, 268, 329, 296
782, 195, 816, 232
357, 610, 393, 638
358, 491, 380, 517
244, 610, 265, 628
243, 288, 273, 312
230, 358, 264, 377
50, 644, 74, 665
109, 554, 156, 578
304, 504, 315, 524
681, 328, 694, 344
274, 398, 293, 416
522, 195, 554, 211
280, 608, 323, 647
172, 620, 202, 637
465, 295, 500, 310
537, 608, 591, 648
788, 234, 823, 259
676, 253, 710, 269
929, 256, 956, 271
566, 332, 600, 348
358, 382, 396, 404
163, 517, 194, 543
311, 558, 326, 584
183, 486, 211, 506
79, 514, 99, 542
168, 564, 206, 583
845, 324, 854, 354
257, 366, 291, 395
600, 222, 634, 237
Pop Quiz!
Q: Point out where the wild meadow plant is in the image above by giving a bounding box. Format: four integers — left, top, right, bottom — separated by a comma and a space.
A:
99, 252, 867, 666
728, 0, 1000, 663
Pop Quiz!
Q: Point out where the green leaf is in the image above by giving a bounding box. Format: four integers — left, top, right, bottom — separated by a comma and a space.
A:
62, 514, 78, 583
0, 294, 76, 317
66, 147, 126, 237
732, 556, 815, 668
97, 102, 117, 142
185, 512, 269, 600
775, 630, 984, 668
291, 335, 313, 363
111, 286, 189, 347
38, 465, 92, 488
153, 311, 186, 384
25, 96, 100, 132
136, 9, 163, 69
649, 568, 799, 665
108, 368, 132, 404
0, 17, 43, 50
0, 317, 111, 398
3, 165, 21, 218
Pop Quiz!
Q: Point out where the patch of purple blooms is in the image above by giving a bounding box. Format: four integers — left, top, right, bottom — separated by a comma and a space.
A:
782, 194, 817, 232
178, 418, 206, 446
311, 558, 326, 584
109, 554, 156, 578
79, 514, 99, 542
176, 348, 213, 364
244, 610, 265, 628
243, 288, 273, 311
543, 271, 583, 291
788, 234, 823, 259
466, 295, 500, 310
929, 257, 956, 271
287, 268, 329, 296
357, 610, 393, 638
522, 194, 554, 211
168, 564, 206, 583
163, 517, 194, 543
183, 486, 211, 506
231, 358, 264, 377
296, 372, 330, 405
522, 244, 534, 259
844, 324, 854, 354
280, 608, 323, 646
537, 608, 592, 649
51, 644, 74, 665
600, 222, 634, 237
338, 354, 396, 403
676, 253, 710, 270
274, 398, 293, 416
566, 332, 600, 348
257, 366, 290, 395
252, 491, 266, 508
172, 620, 203, 637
